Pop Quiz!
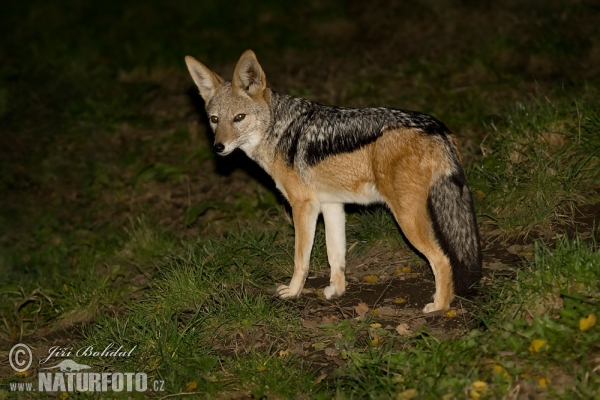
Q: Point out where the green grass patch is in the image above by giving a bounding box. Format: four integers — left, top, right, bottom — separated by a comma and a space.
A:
469, 92, 600, 236
334, 237, 600, 398
28, 235, 595, 398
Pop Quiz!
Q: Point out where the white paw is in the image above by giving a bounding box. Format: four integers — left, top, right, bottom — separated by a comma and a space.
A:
277, 284, 300, 299
323, 285, 344, 300
422, 302, 438, 313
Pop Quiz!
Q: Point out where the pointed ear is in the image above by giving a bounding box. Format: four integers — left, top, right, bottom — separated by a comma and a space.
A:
185, 55, 224, 103
232, 50, 267, 97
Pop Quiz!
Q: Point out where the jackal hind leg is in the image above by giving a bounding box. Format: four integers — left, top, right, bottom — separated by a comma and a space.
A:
387, 191, 453, 312
321, 203, 346, 300
277, 200, 320, 299
379, 181, 454, 312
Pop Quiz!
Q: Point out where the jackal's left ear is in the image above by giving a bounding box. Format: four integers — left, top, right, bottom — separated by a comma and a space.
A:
232, 50, 266, 97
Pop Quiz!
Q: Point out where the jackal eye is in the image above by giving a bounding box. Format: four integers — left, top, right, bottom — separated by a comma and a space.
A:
233, 113, 246, 122
209, 116, 218, 123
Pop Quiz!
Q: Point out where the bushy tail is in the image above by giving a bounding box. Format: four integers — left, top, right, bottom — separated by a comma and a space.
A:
427, 168, 482, 296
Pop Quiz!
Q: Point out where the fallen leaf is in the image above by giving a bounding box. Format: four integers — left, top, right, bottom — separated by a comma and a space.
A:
312, 342, 327, 351
314, 373, 327, 385
393, 297, 406, 304
371, 337, 383, 346
363, 275, 379, 283
185, 381, 198, 391
301, 319, 320, 330
355, 302, 369, 318
539, 377, 551, 388
579, 313, 596, 331
528, 339, 549, 354
370, 323, 382, 328
444, 309, 457, 318
315, 289, 325, 299
397, 388, 418, 399
396, 267, 411, 274
324, 347, 340, 357
322, 315, 339, 325
396, 323, 412, 335
493, 364, 509, 378
278, 349, 290, 358
257, 365, 267, 372
377, 306, 397, 317
474, 189, 486, 199
469, 381, 487, 398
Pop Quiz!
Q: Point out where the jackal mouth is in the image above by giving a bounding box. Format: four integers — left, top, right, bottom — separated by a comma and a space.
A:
213, 142, 237, 156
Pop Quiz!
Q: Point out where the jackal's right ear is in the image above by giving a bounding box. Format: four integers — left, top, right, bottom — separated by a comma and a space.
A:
185, 56, 224, 103
232, 50, 266, 98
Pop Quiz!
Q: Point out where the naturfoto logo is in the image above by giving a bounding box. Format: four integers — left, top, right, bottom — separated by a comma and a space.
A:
8, 343, 165, 394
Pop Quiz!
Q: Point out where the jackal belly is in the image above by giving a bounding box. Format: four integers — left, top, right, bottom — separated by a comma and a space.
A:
307, 144, 385, 205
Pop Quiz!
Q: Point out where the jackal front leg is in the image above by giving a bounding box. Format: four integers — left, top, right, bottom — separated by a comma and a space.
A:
321, 203, 346, 299
277, 200, 320, 299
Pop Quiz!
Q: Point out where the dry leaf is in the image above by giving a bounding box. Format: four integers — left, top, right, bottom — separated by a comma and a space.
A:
444, 309, 457, 318
474, 189, 486, 199
579, 313, 596, 331
395, 323, 411, 335
301, 319, 320, 330
539, 378, 551, 388
493, 365, 509, 378
278, 349, 290, 358
377, 306, 397, 317
354, 302, 369, 318
322, 315, 339, 325
312, 342, 327, 350
397, 388, 418, 399
469, 381, 487, 398
314, 373, 327, 385
528, 339, 549, 353
363, 275, 379, 283
324, 347, 340, 357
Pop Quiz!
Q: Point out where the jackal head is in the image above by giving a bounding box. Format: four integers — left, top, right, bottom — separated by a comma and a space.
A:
185, 50, 270, 156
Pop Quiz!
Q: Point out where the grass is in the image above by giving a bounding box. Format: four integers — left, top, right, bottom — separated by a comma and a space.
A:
1, 0, 600, 398
470, 93, 600, 236
335, 237, 600, 399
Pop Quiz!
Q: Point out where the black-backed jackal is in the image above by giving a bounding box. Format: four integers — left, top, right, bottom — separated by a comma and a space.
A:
185, 50, 481, 312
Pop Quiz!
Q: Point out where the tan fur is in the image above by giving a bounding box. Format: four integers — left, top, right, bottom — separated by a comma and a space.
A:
270, 128, 455, 309
372, 129, 454, 310
307, 145, 383, 205
270, 155, 321, 297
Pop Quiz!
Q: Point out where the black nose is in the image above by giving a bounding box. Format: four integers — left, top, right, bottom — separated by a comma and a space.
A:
213, 143, 225, 153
